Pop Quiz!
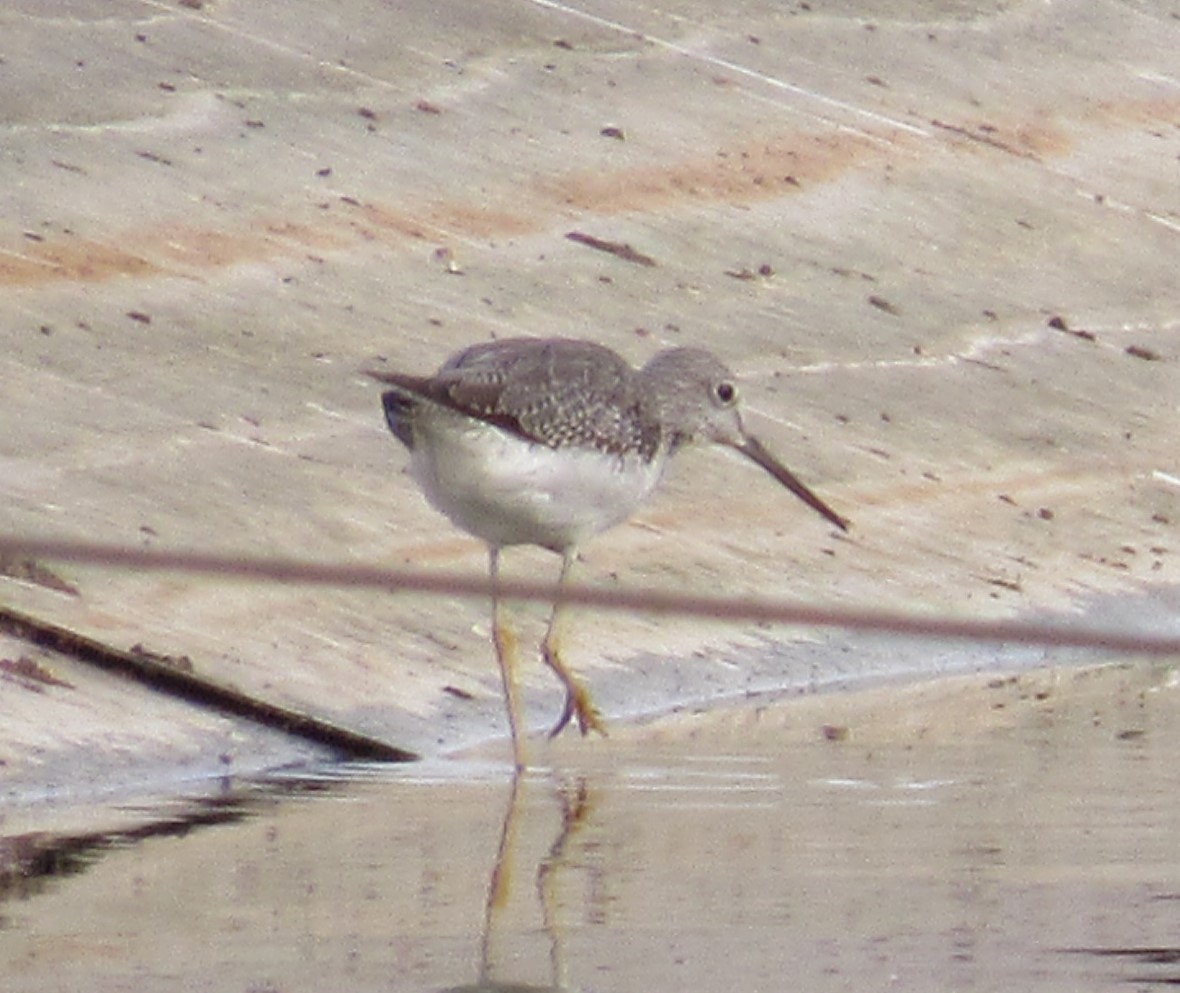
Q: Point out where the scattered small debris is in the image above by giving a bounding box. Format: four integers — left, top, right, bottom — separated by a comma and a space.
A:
358, 107, 377, 120
986, 576, 1023, 593
1047, 315, 1097, 341
1115, 728, 1146, 741
0, 655, 75, 691
442, 685, 475, 701
821, 724, 849, 742
831, 265, 870, 280
724, 263, 774, 281
868, 294, 900, 316
0, 555, 79, 595
130, 643, 195, 673
929, 118, 1035, 158
431, 246, 464, 274
565, 231, 656, 267
415, 100, 442, 115
600, 126, 625, 140
1125, 344, 1161, 361
135, 149, 173, 166
126, 310, 152, 325
1038, 507, 1055, 520
553, 39, 574, 50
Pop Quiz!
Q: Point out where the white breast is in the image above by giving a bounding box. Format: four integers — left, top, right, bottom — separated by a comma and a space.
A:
409, 416, 667, 551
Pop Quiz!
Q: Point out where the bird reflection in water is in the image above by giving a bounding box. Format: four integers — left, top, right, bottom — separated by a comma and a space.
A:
440, 774, 594, 993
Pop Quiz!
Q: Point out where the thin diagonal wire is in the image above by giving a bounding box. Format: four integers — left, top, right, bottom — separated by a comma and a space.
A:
1, 535, 1177, 657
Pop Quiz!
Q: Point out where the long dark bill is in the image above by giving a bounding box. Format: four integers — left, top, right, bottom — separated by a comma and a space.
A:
735, 435, 850, 532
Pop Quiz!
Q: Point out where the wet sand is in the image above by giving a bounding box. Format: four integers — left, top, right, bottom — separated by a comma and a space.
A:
5, 659, 1180, 992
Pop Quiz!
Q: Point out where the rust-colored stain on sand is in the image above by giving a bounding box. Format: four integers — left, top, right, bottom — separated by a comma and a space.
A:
1, 87, 1172, 288
542, 130, 895, 214
0, 218, 349, 287
0, 238, 159, 285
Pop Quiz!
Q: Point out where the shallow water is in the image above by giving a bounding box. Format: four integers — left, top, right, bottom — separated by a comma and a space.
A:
4, 663, 1180, 992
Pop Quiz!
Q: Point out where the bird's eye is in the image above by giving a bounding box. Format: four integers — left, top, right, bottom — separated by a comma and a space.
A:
714, 380, 737, 405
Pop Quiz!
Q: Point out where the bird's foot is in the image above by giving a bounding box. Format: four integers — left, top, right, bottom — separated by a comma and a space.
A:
548, 684, 607, 739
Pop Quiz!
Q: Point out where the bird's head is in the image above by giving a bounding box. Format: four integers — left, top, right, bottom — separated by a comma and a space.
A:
640, 347, 849, 532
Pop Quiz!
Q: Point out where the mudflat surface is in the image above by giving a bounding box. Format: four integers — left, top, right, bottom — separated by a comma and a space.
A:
2, 0, 1180, 793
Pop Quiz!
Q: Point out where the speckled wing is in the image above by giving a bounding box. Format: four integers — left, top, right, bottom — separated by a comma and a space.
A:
422, 338, 661, 457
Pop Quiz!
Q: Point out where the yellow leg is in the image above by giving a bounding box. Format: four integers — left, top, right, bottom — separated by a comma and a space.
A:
490, 547, 528, 769
542, 552, 606, 739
